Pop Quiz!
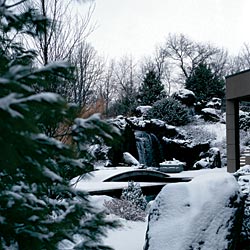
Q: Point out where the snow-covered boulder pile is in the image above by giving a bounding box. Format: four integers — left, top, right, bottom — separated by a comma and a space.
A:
172, 89, 196, 107
126, 117, 180, 139
201, 107, 221, 122
162, 137, 210, 170
193, 147, 221, 169
145, 173, 244, 250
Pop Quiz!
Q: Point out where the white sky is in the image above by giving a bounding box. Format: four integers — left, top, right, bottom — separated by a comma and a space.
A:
80, 0, 250, 60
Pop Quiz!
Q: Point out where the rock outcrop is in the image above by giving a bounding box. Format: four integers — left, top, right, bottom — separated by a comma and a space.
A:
144, 173, 244, 250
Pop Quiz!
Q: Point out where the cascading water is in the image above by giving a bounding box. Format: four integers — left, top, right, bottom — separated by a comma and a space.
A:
135, 130, 162, 167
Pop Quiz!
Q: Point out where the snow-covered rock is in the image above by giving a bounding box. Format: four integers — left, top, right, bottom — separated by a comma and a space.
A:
108, 116, 138, 166
126, 117, 179, 139
201, 107, 221, 122
234, 165, 250, 178
123, 152, 140, 166
206, 97, 222, 110
145, 173, 243, 250
193, 158, 210, 169
162, 137, 210, 170
135, 106, 152, 117
194, 147, 221, 169
172, 89, 196, 106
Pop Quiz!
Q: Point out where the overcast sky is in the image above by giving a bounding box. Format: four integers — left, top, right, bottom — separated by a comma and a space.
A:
80, 0, 250, 60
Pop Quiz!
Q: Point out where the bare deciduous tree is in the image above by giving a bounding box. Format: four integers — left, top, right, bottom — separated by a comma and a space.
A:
98, 59, 118, 116
70, 41, 104, 108
227, 43, 250, 75
20, 0, 95, 65
114, 55, 138, 100
161, 33, 226, 85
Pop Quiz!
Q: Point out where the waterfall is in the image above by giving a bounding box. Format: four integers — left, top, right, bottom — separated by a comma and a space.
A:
135, 130, 162, 167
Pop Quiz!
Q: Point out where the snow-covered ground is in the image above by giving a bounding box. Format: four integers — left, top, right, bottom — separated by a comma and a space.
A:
91, 167, 228, 250
104, 218, 147, 250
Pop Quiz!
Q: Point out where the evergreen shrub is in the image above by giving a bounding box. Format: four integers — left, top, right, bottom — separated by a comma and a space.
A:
147, 97, 191, 126
121, 181, 147, 211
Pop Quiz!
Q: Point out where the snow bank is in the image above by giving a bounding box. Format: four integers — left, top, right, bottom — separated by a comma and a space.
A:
145, 173, 242, 250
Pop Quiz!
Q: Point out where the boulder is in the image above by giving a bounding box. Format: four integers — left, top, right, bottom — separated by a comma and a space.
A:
108, 116, 138, 166
144, 173, 244, 250
123, 152, 140, 166
126, 117, 180, 139
206, 97, 222, 109
194, 147, 221, 169
135, 105, 152, 117
201, 107, 221, 122
172, 89, 196, 107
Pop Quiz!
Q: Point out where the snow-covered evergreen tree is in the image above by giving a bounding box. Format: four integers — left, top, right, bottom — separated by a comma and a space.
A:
121, 181, 147, 211
138, 69, 166, 105
0, 2, 118, 249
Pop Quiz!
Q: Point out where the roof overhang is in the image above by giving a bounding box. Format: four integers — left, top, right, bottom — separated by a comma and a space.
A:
226, 69, 250, 100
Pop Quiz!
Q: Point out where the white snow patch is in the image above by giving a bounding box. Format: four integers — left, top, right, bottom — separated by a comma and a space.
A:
104, 217, 147, 250
201, 108, 217, 115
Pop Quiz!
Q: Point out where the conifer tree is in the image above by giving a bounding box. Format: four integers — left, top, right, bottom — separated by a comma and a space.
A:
139, 70, 166, 105
121, 181, 147, 211
0, 1, 118, 249
185, 63, 225, 103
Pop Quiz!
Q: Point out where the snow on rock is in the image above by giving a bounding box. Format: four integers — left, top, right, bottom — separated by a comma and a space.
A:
172, 89, 196, 106
194, 147, 222, 169
193, 158, 210, 169
234, 165, 250, 178
145, 173, 243, 250
201, 108, 221, 122
136, 106, 152, 116
206, 97, 221, 109
123, 152, 140, 166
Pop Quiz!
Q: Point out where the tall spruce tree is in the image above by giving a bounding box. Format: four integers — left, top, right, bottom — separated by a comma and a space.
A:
0, 1, 118, 249
185, 63, 225, 103
139, 70, 166, 105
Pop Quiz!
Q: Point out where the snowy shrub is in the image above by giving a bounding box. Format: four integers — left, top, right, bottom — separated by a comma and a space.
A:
147, 97, 191, 126
239, 110, 250, 131
104, 199, 147, 222
234, 166, 250, 249
241, 131, 250, 146
103, 182, 148, 221
121, 181, 147, 211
